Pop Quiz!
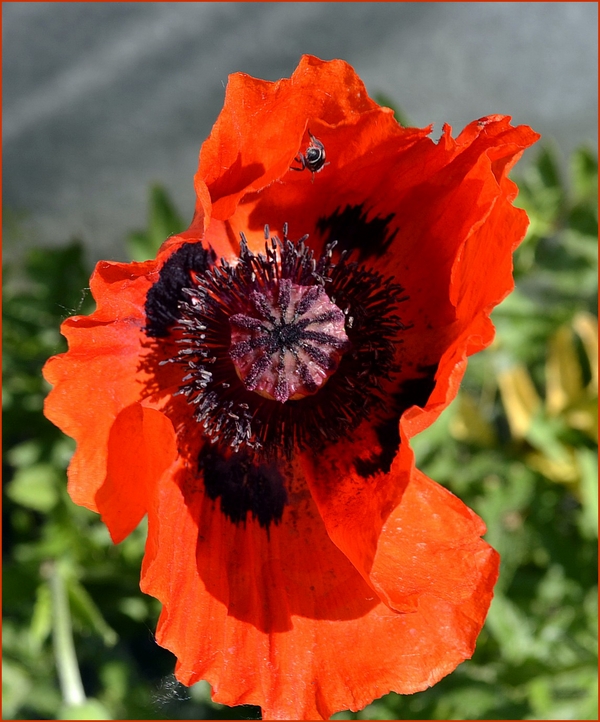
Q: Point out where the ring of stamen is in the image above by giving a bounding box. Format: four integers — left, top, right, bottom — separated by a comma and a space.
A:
151, 225, 407, 458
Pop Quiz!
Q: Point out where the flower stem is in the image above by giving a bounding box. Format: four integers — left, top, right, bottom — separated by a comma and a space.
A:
47, 560, 86, 706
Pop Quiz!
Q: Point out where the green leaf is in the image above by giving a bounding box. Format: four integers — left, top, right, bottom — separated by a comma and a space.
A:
526, 667, 598, 720
125, 184, 186, 261
5, 463, 61, 512
99, 660, 130, 705
434, 684, 504, 720
373, 93, 412, 127
570, 146, 598, 203
21, 242, 91, 319
59, 698, 112, 720
525, 413, 571, 465
576, 448, 598, 539
117, 596, 149, 622
125, 231, 155, 264
29, 581, 53, 653
67, 577, 118, 647
536, 144, 563, 191
2, 658, 33, 719
5, 439, 42, 468
568, 202, 598, 238
485, 592, 536, 664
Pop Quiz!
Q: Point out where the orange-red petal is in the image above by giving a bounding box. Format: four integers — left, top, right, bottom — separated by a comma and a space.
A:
140, 458, 497, 720
242, 111, 537, 617
96, 404, 178, 543
43, 259, 156, 512
192, 55, 381, 228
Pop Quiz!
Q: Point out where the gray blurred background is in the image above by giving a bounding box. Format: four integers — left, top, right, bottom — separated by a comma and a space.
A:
3, 2, 598, 263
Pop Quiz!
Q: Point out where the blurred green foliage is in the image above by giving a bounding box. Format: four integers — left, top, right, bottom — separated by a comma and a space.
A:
3, 143, 597, 720
125, 184, 186, 262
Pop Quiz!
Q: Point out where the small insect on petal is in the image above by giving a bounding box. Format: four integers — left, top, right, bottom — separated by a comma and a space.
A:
290, 132, 328, 181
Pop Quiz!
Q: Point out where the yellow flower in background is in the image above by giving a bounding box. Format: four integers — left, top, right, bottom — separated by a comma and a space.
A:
497, 312, 597, 499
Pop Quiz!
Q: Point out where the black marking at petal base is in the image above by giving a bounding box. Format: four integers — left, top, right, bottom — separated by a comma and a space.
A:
316, 204, 398, 261
145, 243, 215, 338
354, 364, 438, 478
396, 364, 439, 415
200, 447, 288, 529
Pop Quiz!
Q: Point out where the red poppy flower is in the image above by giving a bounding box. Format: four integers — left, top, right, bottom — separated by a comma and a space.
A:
43, 56, 539, 719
